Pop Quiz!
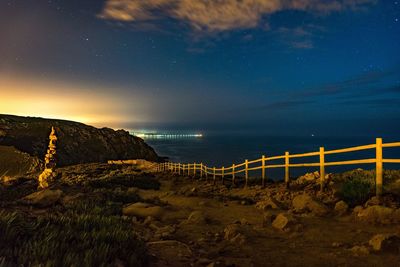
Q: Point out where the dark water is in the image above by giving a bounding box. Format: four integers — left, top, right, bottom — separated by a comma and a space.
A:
145, 134, 400, 180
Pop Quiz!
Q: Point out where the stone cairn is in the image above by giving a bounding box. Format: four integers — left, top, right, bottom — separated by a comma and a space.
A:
38, 127, 57, 189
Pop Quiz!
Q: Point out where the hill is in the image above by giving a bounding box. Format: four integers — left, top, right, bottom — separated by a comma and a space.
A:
0, 114, 160, 177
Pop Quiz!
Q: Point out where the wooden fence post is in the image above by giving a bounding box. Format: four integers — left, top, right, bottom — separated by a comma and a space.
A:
376, 138, 383, 197
188, 164, 190, 176
232, 164, 235, 186
245, 160, 249, 188
285, 152, 290, 188
194, 163, 197, 177
222, 167, 225, 185
320, 147, 325, 191
262, 155, 266, 187
200, 163, 203, 179
213, 167, 216, 185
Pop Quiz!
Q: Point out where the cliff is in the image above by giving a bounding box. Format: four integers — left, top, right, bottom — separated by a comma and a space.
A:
0, 114, 160, 169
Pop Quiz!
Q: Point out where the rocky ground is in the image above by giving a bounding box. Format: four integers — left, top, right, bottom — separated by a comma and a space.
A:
1, 163, 400, 267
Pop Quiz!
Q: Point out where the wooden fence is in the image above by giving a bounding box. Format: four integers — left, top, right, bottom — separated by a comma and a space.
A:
155, 138, 400, 197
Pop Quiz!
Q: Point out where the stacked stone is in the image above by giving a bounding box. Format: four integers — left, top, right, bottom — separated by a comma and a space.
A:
45, 127, 57, 169
38, 127, 57, 189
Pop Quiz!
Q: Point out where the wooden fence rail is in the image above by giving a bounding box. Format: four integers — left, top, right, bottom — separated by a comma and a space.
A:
155, 138, 400, 197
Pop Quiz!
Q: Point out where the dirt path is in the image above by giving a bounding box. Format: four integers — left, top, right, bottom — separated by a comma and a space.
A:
135, 175, 400, 267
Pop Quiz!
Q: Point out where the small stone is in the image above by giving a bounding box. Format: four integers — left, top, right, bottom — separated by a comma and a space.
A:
353, 206, 363, 214
369, 234, 400, 253
334, 201, 349, 216
230, 233, 246, 245
272, 213, 296, 231
255, 197, 280, 210
350, 245, 370, 256
365, 196, 380, 207
224, 224, 241, 240
240, 218, 250, 225
262, 211, 276, 226
332, 242, 343, 248
186, 211, 207, 224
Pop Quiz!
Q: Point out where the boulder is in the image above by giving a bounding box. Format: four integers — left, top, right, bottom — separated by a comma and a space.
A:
272, 213, 296, 231
122, 202, 165, 220
357, 205, 395, 224
369, 234, 400, 253
292, 194, 329, 216
255, 197, 280, 210
22, 189, 63, 207
334, 200, 349, 216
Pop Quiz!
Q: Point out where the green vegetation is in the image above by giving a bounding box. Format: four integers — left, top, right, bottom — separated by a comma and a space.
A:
339, 178, 373, 206
0, 199, 147, 267
0, 166, 157, 266
334, 169, 374, 206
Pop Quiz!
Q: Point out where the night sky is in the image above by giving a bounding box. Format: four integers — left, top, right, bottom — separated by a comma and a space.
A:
0, 0, 399, 137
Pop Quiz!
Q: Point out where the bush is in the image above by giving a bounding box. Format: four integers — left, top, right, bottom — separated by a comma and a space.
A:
339, 178, 373, 206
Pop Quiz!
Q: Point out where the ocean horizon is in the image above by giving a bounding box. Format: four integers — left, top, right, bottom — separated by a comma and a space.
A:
142, 133, 400, 180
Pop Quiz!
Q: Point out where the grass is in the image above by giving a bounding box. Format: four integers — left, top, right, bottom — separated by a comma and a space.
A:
0, 199, 147, 267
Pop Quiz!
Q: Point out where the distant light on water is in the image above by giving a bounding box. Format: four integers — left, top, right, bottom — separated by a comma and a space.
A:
131, 131, 203, 139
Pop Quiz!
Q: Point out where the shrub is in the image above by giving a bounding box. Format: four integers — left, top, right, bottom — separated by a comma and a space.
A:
339, 178, 373, 206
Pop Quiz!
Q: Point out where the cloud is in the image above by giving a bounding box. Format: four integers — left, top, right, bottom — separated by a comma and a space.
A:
99, 0, 377, 33
297, 69, 399, 98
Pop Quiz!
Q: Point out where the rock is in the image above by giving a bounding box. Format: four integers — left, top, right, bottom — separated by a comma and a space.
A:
350, 245, 370, 256
369, 234, 400, 253
240, 218, 250, 225
292, 193, 329, 216
297, 171, 320, 183
186, 211, 207, 224
154, 225, 176, 240
332, 242, 343, 248
22, 189, 63, 207
334, 200, 349, 216
262, 211, 276, 226
255, 197, 281, 210
224, 224, 241, 240
147, 240, 192, 265
122, 202, 165, 220
272, 213, 296, 231
230, 233, 246, 245
357, 205, 395, 224
365, 196, 381, 207
353, 205, 363, 214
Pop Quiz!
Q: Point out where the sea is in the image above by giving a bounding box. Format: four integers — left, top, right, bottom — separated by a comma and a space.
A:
141, 133, 400, 180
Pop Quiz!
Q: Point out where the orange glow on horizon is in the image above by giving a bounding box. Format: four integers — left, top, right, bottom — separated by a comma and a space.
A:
0, 73, 150, 128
